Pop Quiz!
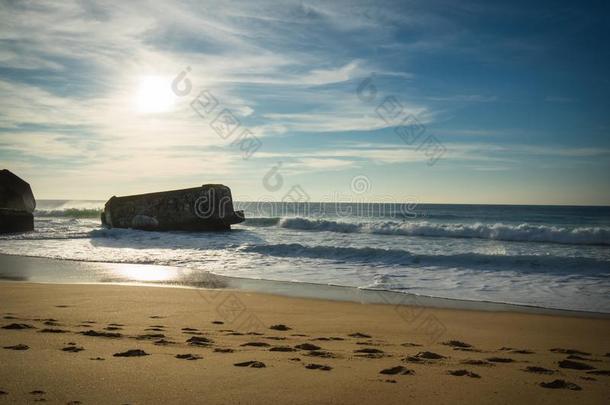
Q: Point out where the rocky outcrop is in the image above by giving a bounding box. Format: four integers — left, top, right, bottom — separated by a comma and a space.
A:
0, 169, 36, 233
101, 184, 245, 231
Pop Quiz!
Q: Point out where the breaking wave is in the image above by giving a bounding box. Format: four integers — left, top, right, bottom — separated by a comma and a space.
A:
271, 218, 610, 246
34, 208, 102, 219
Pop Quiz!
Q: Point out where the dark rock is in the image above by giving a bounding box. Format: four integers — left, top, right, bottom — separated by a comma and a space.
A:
0, 170, 35, 234
101, 184, 244, 231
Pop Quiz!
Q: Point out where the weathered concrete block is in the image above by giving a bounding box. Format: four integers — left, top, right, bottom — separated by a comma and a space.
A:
101, 184, 245, 231
0, 170, 36, 234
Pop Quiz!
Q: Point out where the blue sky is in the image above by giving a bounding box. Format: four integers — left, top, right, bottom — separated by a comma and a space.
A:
0, 0, 608, 205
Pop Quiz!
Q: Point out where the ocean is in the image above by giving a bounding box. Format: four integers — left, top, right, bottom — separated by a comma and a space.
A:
1, 200, 609, 313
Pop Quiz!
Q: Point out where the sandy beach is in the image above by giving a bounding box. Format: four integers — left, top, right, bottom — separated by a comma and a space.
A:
1, 281, 609, 404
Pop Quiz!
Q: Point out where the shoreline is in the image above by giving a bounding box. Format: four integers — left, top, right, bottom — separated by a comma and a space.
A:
0, 253, 608, 319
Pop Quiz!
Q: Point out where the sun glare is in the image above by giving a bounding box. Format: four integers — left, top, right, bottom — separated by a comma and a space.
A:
135, 75, 175, 113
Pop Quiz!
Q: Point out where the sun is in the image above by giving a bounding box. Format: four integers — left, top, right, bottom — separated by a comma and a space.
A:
135, 75, 176, 113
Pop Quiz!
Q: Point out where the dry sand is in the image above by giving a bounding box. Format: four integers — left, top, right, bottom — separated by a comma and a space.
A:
1, 282, 609, 404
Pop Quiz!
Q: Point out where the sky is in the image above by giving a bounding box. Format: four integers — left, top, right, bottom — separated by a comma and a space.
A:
0, 0, 609, 205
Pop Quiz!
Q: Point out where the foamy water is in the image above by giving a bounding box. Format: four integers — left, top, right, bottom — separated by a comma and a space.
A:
1, 200, 609, 312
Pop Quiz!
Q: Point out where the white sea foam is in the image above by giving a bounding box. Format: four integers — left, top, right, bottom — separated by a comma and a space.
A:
274, 218, 610, 246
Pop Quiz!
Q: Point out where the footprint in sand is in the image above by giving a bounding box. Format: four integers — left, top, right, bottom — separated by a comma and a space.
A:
404, 351, 447, 363
154, 339, 176, 346
380, 366, 414, 375
354, 348, 385, 358
186, 336, 213, 346
558, 359, 595, 370
461, 360, 494, 367
264, 336, 286, 341
81, 330, 122, 338
3, 344, 29, 351
305, 350, 336, 359
62, 346, 84, 353
175, 354, 202, 360
241, 342, 271, 347
448, 369, 481, 378
2, 323, 35, 330
269, 324, 291, 331
104, 326, 122, 331
269, 346, 297, 352
566, 354, 599, 362
443, 340, 473, 349
550, 348, 590, 356
113, 349, 149, 357
587, 370, 610, 376
523, 366, 554, 375
540, 379, 582, 391
136, 333, 166, 340
39, 328, 69, 334
234, 360, 266, 368
401, 342, 422, 348
214, 348, 234, 353
295, 343, 321, 351
348, 332, 371, 338
305, 363, 332, 371
486, 357, 514, 363
212, 321, 224, 325
90, 357, 105, 361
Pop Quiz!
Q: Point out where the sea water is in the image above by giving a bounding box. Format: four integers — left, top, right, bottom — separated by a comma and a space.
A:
0, 200, 608, 312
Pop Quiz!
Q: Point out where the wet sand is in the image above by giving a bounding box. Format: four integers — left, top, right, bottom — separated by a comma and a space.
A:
1, 282, 609, 404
